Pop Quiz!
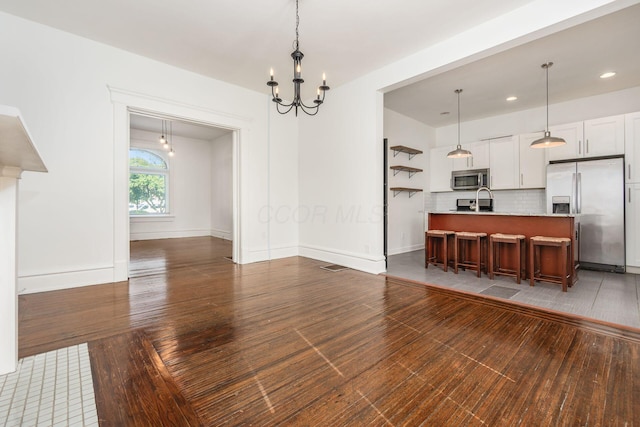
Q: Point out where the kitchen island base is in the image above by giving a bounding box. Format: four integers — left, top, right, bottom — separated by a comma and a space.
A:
428, 212, 578, 286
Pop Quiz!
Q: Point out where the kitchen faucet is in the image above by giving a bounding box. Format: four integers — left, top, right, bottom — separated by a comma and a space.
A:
475, 186, 494, 212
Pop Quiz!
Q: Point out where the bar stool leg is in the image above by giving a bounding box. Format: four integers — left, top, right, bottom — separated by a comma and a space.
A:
561, 243, 568, 292
425, 235, 430, 268
442, 235, 449, 272
488, 236, 494, 280
454, 236, 459, 274
529, 239, 535, 287
514, 238, 521, 284
475, 236, 481, 278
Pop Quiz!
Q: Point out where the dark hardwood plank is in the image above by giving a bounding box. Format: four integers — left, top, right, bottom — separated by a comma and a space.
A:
89, 330, 202, 426
18, 237, 640, 425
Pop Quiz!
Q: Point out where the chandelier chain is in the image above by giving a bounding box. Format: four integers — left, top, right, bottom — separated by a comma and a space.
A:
295, 0, 300, 50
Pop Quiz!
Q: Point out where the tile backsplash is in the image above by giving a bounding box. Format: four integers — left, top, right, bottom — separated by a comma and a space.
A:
427, 189, 546, 214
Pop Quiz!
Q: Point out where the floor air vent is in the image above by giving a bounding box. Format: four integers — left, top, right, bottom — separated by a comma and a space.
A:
479, 285, 520, 299
321, 264, 349, 272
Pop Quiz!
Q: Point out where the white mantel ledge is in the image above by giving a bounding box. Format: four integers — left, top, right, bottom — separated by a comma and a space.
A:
0, 105, 47, 174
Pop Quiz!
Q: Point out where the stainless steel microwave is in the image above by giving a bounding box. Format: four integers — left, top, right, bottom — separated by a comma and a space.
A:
450, 168, 489, 190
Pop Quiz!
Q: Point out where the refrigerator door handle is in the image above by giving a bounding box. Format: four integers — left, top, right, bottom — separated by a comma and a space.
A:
577, 172, 582, 213
571, 173, 577, 213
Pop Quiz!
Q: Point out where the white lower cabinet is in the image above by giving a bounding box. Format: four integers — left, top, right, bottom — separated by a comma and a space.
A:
626, 183, 640, 268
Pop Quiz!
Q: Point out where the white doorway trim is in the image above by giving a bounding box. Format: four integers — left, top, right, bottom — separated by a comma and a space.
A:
108, 86, 248, 282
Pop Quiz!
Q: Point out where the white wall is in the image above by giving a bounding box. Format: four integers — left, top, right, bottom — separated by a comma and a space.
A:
210, 133, 233, 241
129, 128, 216, 241
298, 77, 385, 273
0, 11, 298, 293
297, 0, 623, 274
384, 109, 433, 255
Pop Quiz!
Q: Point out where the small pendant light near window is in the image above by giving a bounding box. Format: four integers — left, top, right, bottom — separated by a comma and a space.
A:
159, 119, 175, 156
530, 62, 566, 148
159, 120, 167, 145
167, 121, 175, 157
447, 89, 472, 158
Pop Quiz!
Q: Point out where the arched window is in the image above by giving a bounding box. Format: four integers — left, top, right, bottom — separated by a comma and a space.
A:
129, 148, 170, 215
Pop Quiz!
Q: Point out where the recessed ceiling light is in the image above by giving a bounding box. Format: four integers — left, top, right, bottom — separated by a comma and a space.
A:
506, 96, 518, 101
600, 71, 616, 79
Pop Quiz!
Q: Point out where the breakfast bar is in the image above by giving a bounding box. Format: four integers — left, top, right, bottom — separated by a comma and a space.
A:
427, 212, 578, 285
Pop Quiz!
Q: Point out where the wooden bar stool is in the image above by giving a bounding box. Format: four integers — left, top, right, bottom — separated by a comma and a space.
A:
488, 233, 526, 284
425, 230, 455, 272
454, 231, 487, 278
529, 236, 572, 292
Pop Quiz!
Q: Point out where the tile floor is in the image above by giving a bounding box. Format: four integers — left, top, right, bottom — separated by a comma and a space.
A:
0, 343, 98, 427
387, 250, 640, 329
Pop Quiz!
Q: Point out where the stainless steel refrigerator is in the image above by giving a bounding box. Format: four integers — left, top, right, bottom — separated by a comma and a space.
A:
546, 157, 625, 273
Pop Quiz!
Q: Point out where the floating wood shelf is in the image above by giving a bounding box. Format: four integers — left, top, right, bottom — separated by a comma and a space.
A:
390, 145, 423, 160
390, 165, 423, 178
390, 187, 423, 198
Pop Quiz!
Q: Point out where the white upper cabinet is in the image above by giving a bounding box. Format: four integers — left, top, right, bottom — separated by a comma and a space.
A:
488, 133, 546, 190
518, 132, 547, 188
547, 121, 584, 161
489, 136, 519, 190
626, 111, 640, 184
626, 183, 640, 268
429, 145, 454, 192
548, 115, 624, 161
583, 115, 625, 157
452, 140, 490, 170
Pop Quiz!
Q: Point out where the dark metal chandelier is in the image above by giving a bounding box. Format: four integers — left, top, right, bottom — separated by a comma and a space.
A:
267, 0, 329, 116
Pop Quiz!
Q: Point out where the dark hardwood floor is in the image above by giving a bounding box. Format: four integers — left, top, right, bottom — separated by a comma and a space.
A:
18, 237, 640, 425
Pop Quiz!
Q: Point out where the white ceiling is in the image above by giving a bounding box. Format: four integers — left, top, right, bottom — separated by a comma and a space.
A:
385, 3, 640, 128
1, 1, 639, 130
0, 0, 536, 96
129, 114, 230, 141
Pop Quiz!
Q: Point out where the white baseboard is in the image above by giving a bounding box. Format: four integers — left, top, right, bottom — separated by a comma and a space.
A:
210, 228, 232, 241
129, 229, 211, 241
299, 244, 386, 275
18, 266, 116, 295
240, 245, 299, 264
387, 244, 425, 256
626, 265, 640, 274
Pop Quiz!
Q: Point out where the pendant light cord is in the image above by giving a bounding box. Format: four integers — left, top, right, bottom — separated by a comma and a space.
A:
456, 89, 462, 148
542, 61, 553, 132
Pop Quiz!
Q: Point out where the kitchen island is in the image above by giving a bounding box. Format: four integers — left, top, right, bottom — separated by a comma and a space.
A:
427, 212, 578, 285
